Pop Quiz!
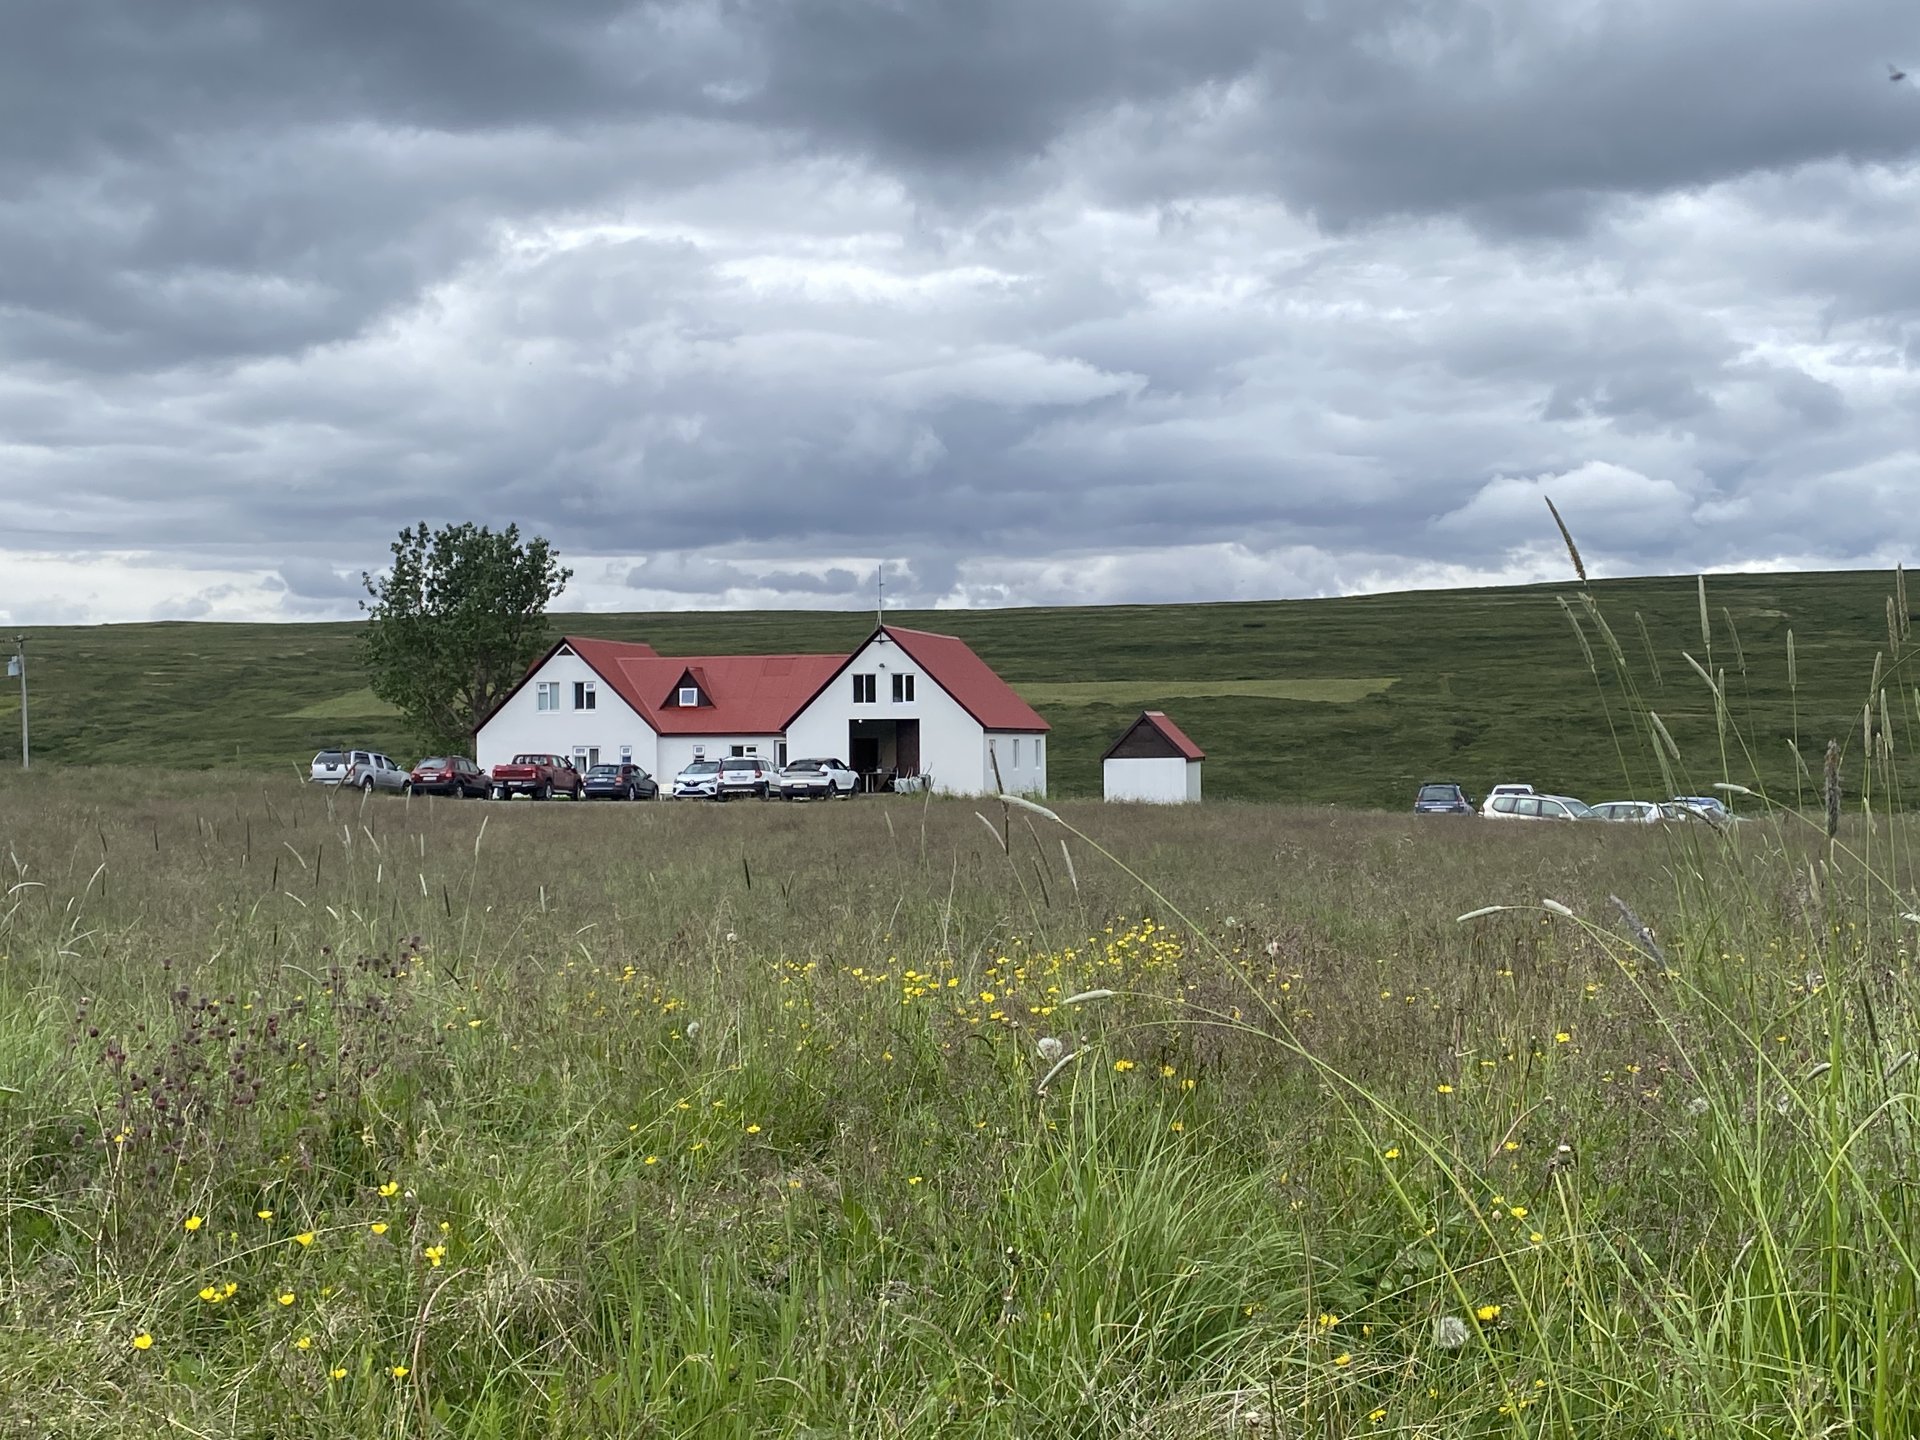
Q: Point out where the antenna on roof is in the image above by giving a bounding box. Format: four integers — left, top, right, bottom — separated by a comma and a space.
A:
875, 560, 885, 629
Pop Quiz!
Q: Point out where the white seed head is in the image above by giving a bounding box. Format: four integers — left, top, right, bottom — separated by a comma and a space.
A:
1036, 1036, 1065, 1062
1685, 1096, 1710, 1117
724, 931, 738, 943
684, 1021, 701, 1041
1434, 1315, 1470, 1350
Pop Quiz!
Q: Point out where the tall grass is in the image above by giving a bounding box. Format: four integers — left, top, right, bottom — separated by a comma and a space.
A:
2, 570, 1918, 1440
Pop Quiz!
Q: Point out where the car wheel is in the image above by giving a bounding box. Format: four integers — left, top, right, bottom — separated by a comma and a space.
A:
361, 777, 376, 793
536, 782, 551, 801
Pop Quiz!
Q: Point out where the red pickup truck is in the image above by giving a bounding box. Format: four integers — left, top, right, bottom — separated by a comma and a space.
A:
489, 753, 584, 801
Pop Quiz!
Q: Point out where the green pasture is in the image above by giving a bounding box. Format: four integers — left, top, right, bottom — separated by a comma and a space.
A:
2, 568, 1912, 806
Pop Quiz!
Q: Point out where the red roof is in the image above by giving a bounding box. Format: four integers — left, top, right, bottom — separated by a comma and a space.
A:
596, 651, 847, 734
1101, 710, 1204, 762
881, 626, 1048, 733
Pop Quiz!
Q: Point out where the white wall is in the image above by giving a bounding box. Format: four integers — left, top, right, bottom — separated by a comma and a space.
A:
985, 732, 1047, 797
477, 651, 659, 773
1103, 755, 1199, 804
657, 733, 786, 779
786, 633, 1047, 796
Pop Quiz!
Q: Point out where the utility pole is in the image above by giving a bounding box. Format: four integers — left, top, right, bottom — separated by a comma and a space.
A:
7, 635, 24, 769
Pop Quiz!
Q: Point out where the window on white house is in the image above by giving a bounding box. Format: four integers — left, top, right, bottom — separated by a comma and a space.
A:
1036, 736, 1044, 768
678, 685, 699, 707
777, 742, 787, 766
536, 682, 559, 711
731, 745, 747, 757
574, 680, 596, 710
1013, 737, 1022, 767
852, 673, 876, 704
891, 672, 914, 702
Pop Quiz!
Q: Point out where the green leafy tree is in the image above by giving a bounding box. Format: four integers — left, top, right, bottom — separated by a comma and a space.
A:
361, 522, 573, 753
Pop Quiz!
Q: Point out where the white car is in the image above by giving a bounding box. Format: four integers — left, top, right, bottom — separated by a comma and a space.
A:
671, 760, 723, 800
1484, 793, 1593, 821
1589, 800, 1666, 824
1480, 783, 1536, 817
310, 748, 409, 793
777, 757, 858, 800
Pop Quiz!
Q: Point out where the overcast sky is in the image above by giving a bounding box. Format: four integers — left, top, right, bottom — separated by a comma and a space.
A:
2, 1, 1916, 624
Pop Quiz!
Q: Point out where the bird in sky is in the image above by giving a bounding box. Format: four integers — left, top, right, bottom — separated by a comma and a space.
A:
1891, 63, 1909, 83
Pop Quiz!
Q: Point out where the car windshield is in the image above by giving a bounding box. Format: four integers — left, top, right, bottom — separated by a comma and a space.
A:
511, 754, 542, 764
683, 762, 721, 775
416, 757, 447, 768
786, 760, 823, 772
1416, 784, 1457, 801
720, 758, 758, 770
588, 765, 619, 776
315, 751, 345, 765
1558, 798, 1593, 817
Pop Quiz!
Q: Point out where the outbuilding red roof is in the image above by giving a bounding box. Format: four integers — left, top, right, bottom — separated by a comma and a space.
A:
1101, 710, 1204, 762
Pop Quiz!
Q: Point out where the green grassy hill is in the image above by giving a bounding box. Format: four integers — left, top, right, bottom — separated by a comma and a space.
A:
2, 570, 1909, 806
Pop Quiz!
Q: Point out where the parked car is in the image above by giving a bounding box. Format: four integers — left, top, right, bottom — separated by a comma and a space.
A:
582, 763, 658, 801
778, 757, 859, 800
1480, 783, 1536, 817
1412, 781, 1474, 815
716, 755, 780, 799
1589, 800, 1666, 824
1483, 793, 1593, 821
1671, 795, 1742, 825
489, 753, 583, 801
407, 756, 488, 798
310, 749, 409, 793
671, 760, 723, 799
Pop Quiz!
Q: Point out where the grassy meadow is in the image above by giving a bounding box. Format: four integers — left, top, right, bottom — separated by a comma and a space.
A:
4, 750, 1920, 1436
1, 567, 1912, 806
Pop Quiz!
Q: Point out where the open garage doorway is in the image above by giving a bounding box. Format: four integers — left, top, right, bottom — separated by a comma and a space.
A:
849, 718, 920, 792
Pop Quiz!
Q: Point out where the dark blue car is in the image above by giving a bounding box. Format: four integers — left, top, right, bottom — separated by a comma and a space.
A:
1413, 782, 1475, 815
582, 763, 659, 800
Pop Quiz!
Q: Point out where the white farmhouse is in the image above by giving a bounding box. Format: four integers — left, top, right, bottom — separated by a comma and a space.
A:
784, 625, 1050, 796
1101, 711, 1204, 803
475, 625, 1049, 797
475, 637, 842, 779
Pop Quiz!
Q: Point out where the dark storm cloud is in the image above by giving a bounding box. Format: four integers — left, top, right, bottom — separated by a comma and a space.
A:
0, 0, 1916, 624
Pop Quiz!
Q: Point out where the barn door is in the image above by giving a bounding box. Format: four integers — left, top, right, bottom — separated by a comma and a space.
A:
896, 720, 921, 776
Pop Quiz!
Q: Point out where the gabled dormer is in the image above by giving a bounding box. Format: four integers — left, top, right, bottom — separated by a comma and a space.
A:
662, 666, 713, 710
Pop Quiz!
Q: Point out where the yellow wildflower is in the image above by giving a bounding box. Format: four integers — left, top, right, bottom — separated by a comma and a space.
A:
424, 1245, 446, 1268
277, 1292, 295, 1307
329, 1368, 348, 1381
1113, 1059, 1136, 1073
378, 1182, 399, 1198
182, 1215, 204, 1232
390, 1365, 409, 1379
132, 1333, 154, 1351
370, 1222, 389, 1236
256, 1210, 274, 1221
1333, 1352, 1353, 1367
1476, 1304, 1501, 1322
294, 1335, 313, 1350
294, 1232, 315, 1247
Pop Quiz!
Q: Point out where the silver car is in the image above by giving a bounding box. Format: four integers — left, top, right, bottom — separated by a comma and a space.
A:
310, 748, 409, 793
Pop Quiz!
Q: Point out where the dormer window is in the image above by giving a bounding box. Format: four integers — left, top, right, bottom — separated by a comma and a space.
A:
678, 685, 700, 708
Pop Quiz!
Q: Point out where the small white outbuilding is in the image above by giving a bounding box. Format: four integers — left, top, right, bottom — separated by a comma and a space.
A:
1101, 710, 1204, 804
